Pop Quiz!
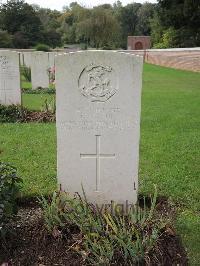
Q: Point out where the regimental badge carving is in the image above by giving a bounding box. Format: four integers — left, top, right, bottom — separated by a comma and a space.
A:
78, 64, 117, 102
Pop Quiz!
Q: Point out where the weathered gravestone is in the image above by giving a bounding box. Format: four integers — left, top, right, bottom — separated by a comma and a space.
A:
31, 52, 49, 89
0, 50, 21, 105
22, 51, 32, 67
56, 51, 143, 205
48, 52, 57, 68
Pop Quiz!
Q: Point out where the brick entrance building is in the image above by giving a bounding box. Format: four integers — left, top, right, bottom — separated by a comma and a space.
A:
127, 36, 151, 50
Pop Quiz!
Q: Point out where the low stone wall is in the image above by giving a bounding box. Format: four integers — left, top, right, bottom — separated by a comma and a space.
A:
125, 48, 200, 72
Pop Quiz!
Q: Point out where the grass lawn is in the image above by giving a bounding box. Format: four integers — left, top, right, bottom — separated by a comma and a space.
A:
21, 75, 55, 111
1, 64, 200, 264
21, 75, 32, 89
22, 81, 32, 89
21, 76, 55, 111
22, 94, 55, 111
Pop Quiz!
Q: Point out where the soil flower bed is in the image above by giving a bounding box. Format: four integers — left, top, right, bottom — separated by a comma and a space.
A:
0, 197, 188, 265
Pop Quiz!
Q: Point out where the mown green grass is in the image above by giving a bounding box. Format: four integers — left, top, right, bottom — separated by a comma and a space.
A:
21, 75, 32, 89
22, 81, 32, 89
140, 64, 200, 264
0, 123, 56, 196
0, 64, 200, 264
21, 76, 55, 111
22, 94, 55, 111
141, 64, 200, 211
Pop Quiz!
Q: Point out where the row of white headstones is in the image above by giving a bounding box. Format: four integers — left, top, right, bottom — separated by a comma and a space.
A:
0, 51, 51, 105
0, 49, 143, 207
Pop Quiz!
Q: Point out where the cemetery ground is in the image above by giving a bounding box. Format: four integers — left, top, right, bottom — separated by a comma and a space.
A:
0, 64, 199, 265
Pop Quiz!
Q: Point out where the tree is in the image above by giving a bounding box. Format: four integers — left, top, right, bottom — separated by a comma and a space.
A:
136, 3, 155, 35
153, 27, 179, 48
113, 0, 123, 12
43, 30, 62, 48
155, 0, 200, 47
13, 31, 28, 48
76, 7, 121, 49
35, 7, 61, 31
114, 2, 142, 48
0, 0, 42, 47
120, 3, 142, 36
33, 6, 62, 47
0, 30, 13, 47
98, 4, 112, 9
150, 12, 164, 46
59, 3, 91, 45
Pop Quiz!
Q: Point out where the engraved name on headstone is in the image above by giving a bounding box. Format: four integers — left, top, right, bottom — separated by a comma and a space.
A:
56, 51, 143, 205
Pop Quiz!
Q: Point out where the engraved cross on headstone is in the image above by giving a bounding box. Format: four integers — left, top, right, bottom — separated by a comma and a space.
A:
80, 135, 115, 192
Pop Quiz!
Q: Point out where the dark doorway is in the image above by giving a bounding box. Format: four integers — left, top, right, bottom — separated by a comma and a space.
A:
135, 41, 143, 50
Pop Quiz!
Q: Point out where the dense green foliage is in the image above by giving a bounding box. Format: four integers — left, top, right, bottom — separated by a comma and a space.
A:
0, 105, 25, 123
0, 0, 42, 48
152, 0, 200, 47
0, 0, 198, 48
22, 88, 55, 94
0, 163, 22, 236
58, 2, 155, 49
35, 43, 50, 52
0, 30, 13, 47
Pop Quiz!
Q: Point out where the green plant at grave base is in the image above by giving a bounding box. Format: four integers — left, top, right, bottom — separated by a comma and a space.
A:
0, 104, 27, 123
22, 87, 55, 94
0, 162, 22, 237
21, 65, 31, 82
35, 43, 50, 52
42, 98, 56, 114
40, 187, 168, 265
39, 192, 66, 232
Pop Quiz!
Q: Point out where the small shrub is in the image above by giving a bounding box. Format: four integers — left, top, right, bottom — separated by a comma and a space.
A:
22, 87, 55, 94
0, 104, 27, 123
0, 30, 13, 48
21, 65, 31, 82
40, 188, 168, 265
102, 44, 114, 50
0, 163, 22, 237
0, 104, 55, 123
153, 27, 179, 49
35, 43, 50, 52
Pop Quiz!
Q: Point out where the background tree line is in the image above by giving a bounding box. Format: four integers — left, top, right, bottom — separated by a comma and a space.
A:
0, 0, 199, 49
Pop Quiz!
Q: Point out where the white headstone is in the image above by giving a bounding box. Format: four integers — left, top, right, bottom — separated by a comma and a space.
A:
56, 51, 143, 206
48, 52, 56, 68
0, 50, 21, 105
23, 51, 32, 67
31, 52, 49, 89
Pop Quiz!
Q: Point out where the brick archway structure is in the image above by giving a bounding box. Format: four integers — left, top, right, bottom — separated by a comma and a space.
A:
135, 41, 143, 50
127, 36, 151, 50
